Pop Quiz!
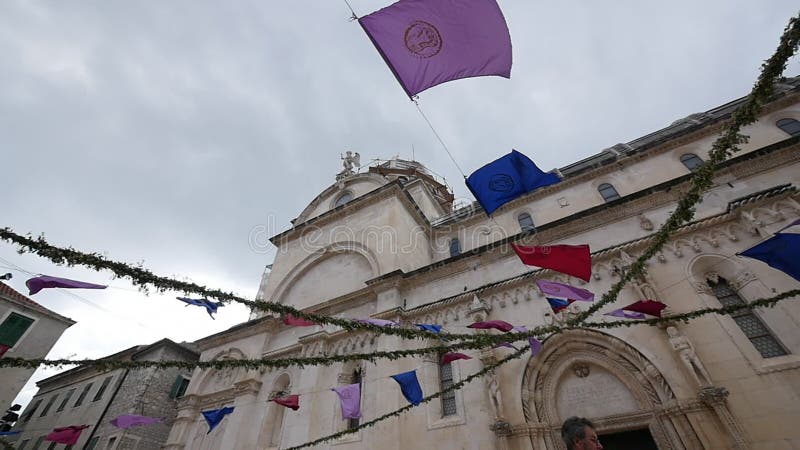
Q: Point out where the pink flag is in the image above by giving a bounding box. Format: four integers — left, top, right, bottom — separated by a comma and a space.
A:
26, 275, 106, 295
535, 280, 594, 302
332, 384, 362, 419
441, 352, 472, 364
271, 395, 300, 411
359, 0, 512, 97
467, 320, 514, 332
110, 414, 163, 429
283, 314, 315, 327
0, 344, 9, 358
45, 425, 89, 445
623, 300, 667, 318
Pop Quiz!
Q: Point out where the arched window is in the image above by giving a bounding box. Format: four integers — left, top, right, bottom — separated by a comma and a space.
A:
260, 374, 291, 448
518, 213, 535, 232
334, 192, 354, 208
707, 277, 787, 358
439, 357, 457, 417
449, 238, 461, 257
776, 118, 800, 136
680, 153, 704, 171
597, 183, 621, 202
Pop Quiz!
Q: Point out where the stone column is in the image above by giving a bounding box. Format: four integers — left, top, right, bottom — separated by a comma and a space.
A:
698, 387, 750, 450
225, 378, 263, 450
163, 394, 199, 450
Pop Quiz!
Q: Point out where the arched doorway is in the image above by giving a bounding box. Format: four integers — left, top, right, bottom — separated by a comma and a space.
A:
521, 329, 702, 449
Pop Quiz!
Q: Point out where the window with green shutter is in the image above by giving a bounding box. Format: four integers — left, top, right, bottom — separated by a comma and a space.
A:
0, 312, 35, 347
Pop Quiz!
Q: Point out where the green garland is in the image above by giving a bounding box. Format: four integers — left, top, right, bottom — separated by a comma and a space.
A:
1, 289, 796, 371
572, 13, 800, 324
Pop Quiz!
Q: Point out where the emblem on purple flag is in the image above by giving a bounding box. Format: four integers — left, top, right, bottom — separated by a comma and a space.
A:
359, 0, 512, 97
26, 275, 106, 295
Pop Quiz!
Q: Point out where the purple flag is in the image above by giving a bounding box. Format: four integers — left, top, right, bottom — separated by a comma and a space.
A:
359, 0, 512, 97
26, 275, 106, 295
357, 318, 398, 327
528, 337, 543, 357
332, 383, 362, 419
110, 414, 163, 429
535, 280, 594, 302
604, 309, 646, 320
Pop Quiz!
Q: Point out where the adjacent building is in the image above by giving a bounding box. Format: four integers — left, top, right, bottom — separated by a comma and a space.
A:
11, 339, 198, 450
0, 281, 75, 411
163, 78, 800, 449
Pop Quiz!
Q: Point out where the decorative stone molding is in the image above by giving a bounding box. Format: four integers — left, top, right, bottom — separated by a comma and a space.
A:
698, 386, 750, 450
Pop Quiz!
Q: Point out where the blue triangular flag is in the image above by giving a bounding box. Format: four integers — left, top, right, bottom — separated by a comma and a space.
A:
390, 370, 423, 406
202, 406, 234, 434
177, 297, 223, 319
738, 220, 800, 282
466, 150, 560, 216
414, 324, 442, 333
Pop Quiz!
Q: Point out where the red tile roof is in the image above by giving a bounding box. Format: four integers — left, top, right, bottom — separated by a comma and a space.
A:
0, 282, 75, 325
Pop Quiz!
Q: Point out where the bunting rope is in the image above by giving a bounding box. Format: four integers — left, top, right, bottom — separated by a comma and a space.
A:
1, 289, 796, 371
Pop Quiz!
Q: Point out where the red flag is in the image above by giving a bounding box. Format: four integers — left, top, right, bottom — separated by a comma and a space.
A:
45, 426, 89, 445
467, 320, 514, 332
271, 395, 300, 410
622, 300, 667, 318
283, 315, 315, 327
0, 344, 9, 358
511, 244, 591, 282
441, 352, 472, 364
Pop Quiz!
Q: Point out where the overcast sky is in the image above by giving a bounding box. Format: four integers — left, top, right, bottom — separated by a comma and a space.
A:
1, 1, 798, 408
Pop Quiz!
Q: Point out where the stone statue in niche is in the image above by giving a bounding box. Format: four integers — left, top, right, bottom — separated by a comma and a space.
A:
666, 326, 712, 387
484, 369, 505, 420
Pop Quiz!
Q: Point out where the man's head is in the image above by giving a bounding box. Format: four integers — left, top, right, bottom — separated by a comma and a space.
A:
561, 416, 603, 450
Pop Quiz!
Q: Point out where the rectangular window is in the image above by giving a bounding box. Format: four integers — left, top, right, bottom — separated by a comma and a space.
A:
74, 383, 93, 408
21, 399, 42, 423
93, 376, 114, 402
39, 395, 58, 417
57, 388, 76, 412
0, 312, 35, 348
32, 436, 44, 449
17, 440, 29, 450
106, 436, 117, 449
46, 442, 57, 450
169, 375, 190, 399
439, 360, 457, 417
85, 437, 100, 450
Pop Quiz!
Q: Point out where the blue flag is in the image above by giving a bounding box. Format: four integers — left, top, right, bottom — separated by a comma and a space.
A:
390, 370, 423, 406
546, 297, 574, 313
414, 324, 442, 334
738, 219, 800, 282
202, 407, 234, 434
466, 150, 560, 216
176, 297, 223, 319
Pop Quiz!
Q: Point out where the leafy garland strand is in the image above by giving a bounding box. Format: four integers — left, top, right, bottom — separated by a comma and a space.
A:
1, 289, 796, 372
280, 14, 800, 449
571, 13, 800, 323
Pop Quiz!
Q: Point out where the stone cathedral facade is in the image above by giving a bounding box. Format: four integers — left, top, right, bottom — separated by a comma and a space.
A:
164, 78, 800, 450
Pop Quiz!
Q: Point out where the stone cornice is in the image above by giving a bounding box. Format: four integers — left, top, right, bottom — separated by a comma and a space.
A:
196, 316, 276, 351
